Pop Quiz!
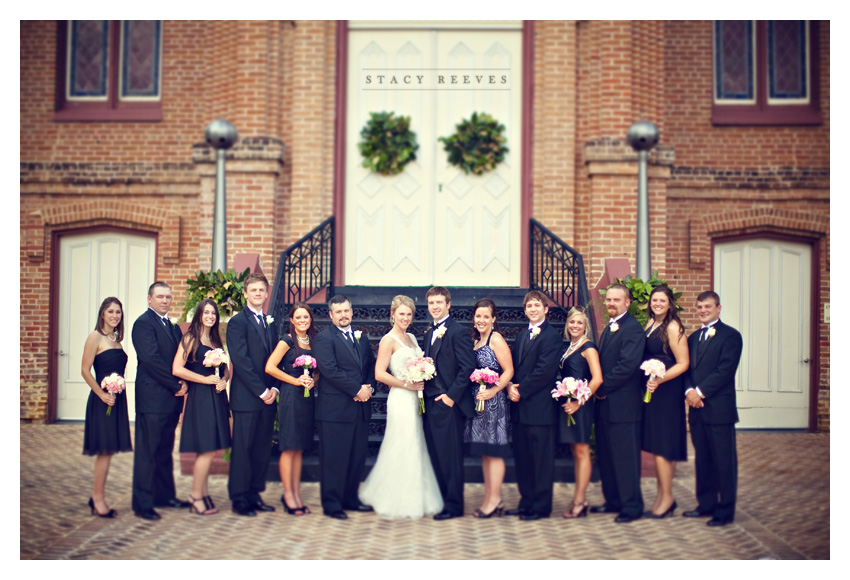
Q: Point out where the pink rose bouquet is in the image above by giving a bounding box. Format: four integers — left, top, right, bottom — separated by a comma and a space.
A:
293, 354, 318, 397
470, 367, 500, 412
640, 359, 667, 403
100, 372, 125, 416
406, 356, 436, 414
203, 348, 230, 378
551, 377, 591, 426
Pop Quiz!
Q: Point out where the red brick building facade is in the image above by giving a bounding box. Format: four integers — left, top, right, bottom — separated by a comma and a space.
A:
20, 20, 829, 429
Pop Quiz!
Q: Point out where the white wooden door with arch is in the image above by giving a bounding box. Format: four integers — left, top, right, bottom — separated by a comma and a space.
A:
345, 23, 523, 286
56, 231, 156, 421
713, 238, 812, 428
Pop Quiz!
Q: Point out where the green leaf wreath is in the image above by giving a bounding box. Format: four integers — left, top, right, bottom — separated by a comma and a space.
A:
438, 112, 509, 176
358, 111, 419, 176
180, 267, 250, 322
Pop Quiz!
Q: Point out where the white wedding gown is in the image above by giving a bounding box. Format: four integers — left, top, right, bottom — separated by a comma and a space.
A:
358, 332, 444, 519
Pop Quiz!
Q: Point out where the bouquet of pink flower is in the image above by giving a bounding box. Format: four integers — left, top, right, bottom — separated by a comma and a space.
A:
640, 359, 667, 403
203, 348, 230, 378
470, 367, 500, 412
406, 356, 436, 414
551, 377, 591, 426
293, 354, 318, 397
100, 373, 125, 416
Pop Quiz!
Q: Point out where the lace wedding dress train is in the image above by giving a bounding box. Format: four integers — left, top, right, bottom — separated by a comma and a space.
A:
358, 333, 444, 519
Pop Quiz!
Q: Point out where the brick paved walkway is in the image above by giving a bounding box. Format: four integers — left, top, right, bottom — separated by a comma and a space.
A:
19, 424, 829, 560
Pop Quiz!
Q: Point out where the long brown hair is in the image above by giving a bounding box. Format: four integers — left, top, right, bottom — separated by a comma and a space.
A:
181, 299, 224, 362
471, 298, 502, 342
649, 285, 685, 354
94, 297, 124, 342
287, 302, 316, 354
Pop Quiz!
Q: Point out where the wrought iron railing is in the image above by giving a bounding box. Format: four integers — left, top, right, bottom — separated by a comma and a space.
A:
270, 217, 334, 331
529, 218, 595, 337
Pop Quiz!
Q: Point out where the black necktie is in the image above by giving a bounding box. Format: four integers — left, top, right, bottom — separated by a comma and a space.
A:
161, 316, 170, 328
697, 327, 709, 356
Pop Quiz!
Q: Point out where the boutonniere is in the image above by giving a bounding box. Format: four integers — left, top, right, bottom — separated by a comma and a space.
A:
169, 318, 178, 326
530, 327, 541, 340
706, 327, 716, 339
354, 330, 362, 343
266, 315, 275, 325
435, 326, 447, 340
609, 322, 619, 333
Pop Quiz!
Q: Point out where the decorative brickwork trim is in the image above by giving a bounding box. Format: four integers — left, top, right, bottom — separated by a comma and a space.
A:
672, 166, 830, 189
191, 136, 286, 165
688, 207, 829, 269
26, 201, 181, 264
583, 138, 675, 166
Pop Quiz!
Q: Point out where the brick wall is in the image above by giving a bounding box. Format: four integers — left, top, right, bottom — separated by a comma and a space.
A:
20, 20, 830, 428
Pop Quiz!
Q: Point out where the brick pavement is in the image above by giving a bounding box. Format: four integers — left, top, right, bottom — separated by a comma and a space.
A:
19, 424, 829, 560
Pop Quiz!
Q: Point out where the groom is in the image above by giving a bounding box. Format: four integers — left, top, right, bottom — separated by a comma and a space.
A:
423, 286, 476, 520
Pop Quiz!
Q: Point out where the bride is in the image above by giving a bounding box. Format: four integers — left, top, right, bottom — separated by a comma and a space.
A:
358, 295, 444, 518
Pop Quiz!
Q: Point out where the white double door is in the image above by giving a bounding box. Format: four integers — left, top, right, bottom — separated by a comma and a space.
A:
56, 231, 156, 421
714, 238, 812, 428
345, 25, 523, 286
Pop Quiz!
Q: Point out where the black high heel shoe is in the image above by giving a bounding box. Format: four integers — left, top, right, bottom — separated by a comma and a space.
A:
473, 501, 504, 518
644, 501, 677, 519
280, 495, 306, 516
189, 495, 216, 516
563, 500, 589, 519
88, 497, 117, 518
203, 496, 218, 514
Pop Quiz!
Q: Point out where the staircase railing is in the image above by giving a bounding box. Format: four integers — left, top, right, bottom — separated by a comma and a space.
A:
270, 217, 335, 328
529, 218, 596, 337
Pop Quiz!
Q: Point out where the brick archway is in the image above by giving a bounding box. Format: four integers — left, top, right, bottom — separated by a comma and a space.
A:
689, 208, 829, 269
25, 201, 182, 264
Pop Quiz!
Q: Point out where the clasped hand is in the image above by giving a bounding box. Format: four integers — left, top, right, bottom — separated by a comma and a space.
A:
354, 384, 372, 402
685, 389, 704, 408
299, 374, 315, 390
508, 384, 520, 402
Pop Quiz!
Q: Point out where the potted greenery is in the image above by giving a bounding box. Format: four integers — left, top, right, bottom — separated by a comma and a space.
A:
599, 270, 683, 327
180, 267, 251, 323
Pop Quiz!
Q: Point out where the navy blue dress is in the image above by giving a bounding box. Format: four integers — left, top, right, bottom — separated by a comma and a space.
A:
557, 341, 597, 444
83, 349, 132, 456
179, 344, 232, 453
641, 328, 687, 461
464, 333, 511, 458
276, 335, 316, 451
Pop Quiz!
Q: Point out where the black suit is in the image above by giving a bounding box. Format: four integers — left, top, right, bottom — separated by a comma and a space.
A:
131, 308, 185, 512
595, 313, 645, 518
423, 317, 476, 516
509, 320, 562, 516
312, 326, 375, 514
226, 308, 278, 507
684, 320, 743, 522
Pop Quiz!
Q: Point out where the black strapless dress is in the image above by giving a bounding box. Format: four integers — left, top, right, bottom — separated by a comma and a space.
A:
179, 344, 232, 453
640, 328, 687, 462
557, 341, 597, 444
82, 349, 132, 456
276, 335, 316, 451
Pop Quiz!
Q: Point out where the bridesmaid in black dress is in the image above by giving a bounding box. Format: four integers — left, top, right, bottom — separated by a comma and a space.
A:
463, 298, 514, 518
173, 299, 231, 516
641, 285, 689, 518
81, 297, 132, 518
557, 306, 603, 519
265, 302, 318, 516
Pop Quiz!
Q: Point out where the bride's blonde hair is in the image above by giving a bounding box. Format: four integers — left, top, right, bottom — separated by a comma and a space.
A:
390, 295, 416, 323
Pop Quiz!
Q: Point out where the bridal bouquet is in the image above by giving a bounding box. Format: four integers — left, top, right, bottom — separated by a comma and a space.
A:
551, 377, 591, 426
293, 354, 317, 397
640, 359, 667, 403
203, 348, 230, 378
405, 356, 436, 414
470, 367, 500, 412
100, 373, 125, 416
